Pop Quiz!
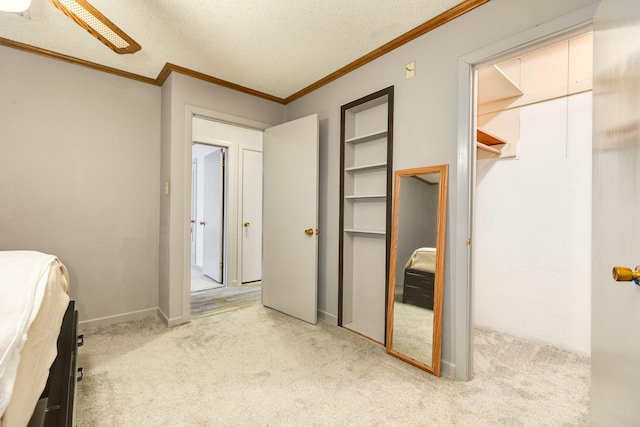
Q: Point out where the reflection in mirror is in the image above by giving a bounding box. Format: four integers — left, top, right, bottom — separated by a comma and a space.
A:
386, 165, 448, 376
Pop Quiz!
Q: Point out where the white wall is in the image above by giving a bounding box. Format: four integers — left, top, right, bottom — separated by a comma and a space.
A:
474, 92, 592, 355
0, 46, 161, 325
284, 0, 598, 376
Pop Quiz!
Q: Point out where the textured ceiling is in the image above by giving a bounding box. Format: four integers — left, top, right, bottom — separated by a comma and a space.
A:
0, 0, 471, 99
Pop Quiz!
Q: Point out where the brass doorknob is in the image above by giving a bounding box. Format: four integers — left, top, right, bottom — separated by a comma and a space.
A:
200, 221, 205, 225
304, 228, 314, 236
244, 222, 250, 227
612, 266, 640, 285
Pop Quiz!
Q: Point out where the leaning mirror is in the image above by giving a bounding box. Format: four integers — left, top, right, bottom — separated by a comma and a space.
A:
386, 164, 448, 376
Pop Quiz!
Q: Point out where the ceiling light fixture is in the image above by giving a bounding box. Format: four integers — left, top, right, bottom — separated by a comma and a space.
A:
48, 0, 141, 54
0, 0, 31, 13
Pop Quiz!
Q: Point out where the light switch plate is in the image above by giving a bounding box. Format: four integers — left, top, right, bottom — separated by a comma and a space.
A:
406, 61, 415, 79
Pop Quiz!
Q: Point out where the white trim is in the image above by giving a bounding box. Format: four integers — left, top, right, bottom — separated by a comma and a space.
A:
157, 307, 184, 327
78, 307, 158, 330
440, 359, 456, 379
317, 309, 337, 325
455, 4, 597, 381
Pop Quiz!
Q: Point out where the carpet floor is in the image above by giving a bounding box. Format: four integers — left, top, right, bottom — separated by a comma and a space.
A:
76, 303, 590, 426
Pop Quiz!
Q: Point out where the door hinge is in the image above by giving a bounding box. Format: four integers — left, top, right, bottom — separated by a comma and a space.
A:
466, 238, 471, 248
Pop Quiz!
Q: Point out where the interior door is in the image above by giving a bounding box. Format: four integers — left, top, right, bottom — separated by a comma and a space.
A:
202, 149, 224, 283
262, 114, 319, 324
191, 160, 197, 266
241, 149, 263, 283
592, 0, 640, 423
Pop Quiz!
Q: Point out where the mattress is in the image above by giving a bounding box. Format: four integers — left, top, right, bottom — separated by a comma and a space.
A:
0, 251, 70, 427
404, 247, 437, 273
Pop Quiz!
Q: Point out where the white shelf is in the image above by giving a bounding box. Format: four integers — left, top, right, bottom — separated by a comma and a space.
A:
345, 194, 386, 200
344, 228, 386, 235
345, 162, 387, 173
345, 130, 388, 145
477, 64, 523, 105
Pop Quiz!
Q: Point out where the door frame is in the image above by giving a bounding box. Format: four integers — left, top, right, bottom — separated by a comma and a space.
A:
191, 159, 198, 267
454, 5, 597, 381
183, 105, 272, 323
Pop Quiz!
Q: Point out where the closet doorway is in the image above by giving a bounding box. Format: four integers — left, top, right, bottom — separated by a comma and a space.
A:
472, 32, 593, 363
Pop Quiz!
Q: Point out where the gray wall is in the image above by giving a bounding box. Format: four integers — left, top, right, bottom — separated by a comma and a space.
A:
159, 73, 285, 323
284, 0, 598, 373
0, 46, 161, 324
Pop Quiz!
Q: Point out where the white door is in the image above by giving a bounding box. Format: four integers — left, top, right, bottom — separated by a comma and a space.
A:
592, 0, 640, 423
241, 149, 263, 283
202, 149, 224, 283
191, 160, 197, 266
262, 114, 319, 324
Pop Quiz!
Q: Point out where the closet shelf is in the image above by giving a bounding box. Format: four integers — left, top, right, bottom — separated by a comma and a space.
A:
344, 194, 386, 200
345, 130, 388, 145
477, 64, 523, 105
477, 129, 507, 146
345, 162, 387, 172
344, 228, 386, 235
476, 142, 502, 154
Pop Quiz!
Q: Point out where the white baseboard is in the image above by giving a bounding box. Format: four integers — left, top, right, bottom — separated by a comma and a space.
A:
317, 309, 337, 325
79, 307, 158, 331
157, 308, 186, 327
440, 359, 456, 379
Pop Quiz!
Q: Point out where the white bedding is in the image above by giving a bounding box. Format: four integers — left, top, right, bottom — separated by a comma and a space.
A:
0, 251, 70, 426
404, 247, 437, 273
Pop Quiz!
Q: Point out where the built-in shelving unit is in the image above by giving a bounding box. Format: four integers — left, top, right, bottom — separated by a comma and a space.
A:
476, 63, 523, 158
339, 86, 393, 344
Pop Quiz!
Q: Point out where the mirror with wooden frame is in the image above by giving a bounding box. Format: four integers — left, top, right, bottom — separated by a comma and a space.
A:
386, 164, 448, 376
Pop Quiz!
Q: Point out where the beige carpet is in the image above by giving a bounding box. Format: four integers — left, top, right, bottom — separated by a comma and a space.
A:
77, 303, 590, 426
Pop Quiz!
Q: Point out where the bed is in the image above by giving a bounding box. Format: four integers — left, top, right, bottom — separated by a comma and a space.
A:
0, 251, 79, 427
402, 247, 436, 310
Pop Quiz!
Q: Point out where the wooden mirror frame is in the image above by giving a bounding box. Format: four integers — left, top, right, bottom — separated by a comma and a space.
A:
385, 164, 448, 376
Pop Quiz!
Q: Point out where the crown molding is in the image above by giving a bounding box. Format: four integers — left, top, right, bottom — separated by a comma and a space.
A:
283, 0, 490, 103
0, 37, 155, 84
155, 63, 285, 104
0, 0, 489, 105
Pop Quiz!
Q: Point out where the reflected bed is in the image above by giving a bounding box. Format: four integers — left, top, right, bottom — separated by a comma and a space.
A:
402, 247, 436, 310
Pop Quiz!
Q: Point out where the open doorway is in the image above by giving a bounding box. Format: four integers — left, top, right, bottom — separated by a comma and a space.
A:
471, 32, 592, 371
189, 117, 264, 318
191, 143, 227, 293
